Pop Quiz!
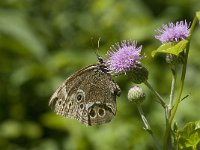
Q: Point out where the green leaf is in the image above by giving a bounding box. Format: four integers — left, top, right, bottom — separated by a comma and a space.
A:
196, 11, 200, 21
151, 40, 189, 57
176, 120, 200, 149
151, 42, 173, 57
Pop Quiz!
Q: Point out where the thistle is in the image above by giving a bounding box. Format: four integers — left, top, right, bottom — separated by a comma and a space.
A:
106, 40, 148, 83
106, 40, 142, 74
155, 20, 190, 43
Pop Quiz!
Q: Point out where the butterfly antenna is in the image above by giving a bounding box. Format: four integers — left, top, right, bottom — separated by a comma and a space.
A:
95, 37, 105, 64
91, 37, 100, 58
95, 37, 101, 57
97, 37, 101, 49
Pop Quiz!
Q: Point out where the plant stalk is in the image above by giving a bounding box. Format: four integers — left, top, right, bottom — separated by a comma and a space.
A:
144, 80, 166, 108
163, 16, 198, 150
136, 104, 161, 150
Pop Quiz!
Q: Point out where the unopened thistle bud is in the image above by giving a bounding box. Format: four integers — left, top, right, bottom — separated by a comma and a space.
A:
127, 64, 148, 84
128, 86, 146, 104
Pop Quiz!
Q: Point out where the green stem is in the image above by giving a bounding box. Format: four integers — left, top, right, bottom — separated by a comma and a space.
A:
136, 104, 161, 150
165, 66, 177, 150
144, 80, 166, 108
163, 16, 198, 150
169, 67, 177, 111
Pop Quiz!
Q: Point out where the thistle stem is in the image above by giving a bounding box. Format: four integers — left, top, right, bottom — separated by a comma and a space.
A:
169, 67, 177, 111
165, 66, 177, 150
144, 80, 166, 108
163, 15, 198, 150
136, 104, 161, 150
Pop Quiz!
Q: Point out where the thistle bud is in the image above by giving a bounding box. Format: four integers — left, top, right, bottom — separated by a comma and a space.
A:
128, 86, 145, 104
127, 64, 148, 84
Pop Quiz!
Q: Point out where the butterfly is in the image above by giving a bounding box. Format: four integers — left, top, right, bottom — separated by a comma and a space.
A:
49, 56, 121, 126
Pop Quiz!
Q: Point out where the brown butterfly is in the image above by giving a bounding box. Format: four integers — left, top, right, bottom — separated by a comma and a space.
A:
49, 56, 121, 126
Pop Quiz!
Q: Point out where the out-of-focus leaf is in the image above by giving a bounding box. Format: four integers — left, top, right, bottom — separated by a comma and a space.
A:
40, 113, 69, 130
196, 11, 200, 21
10, 62, 48, 87
0, 11, 46, 61
47, 50, 96, 70
33, 139, 58, 150
176, 120, 200, 149
151, 40, 188, 57
0, 120, 21, 138
21, 121, 43, 138
0, 120, 42, 139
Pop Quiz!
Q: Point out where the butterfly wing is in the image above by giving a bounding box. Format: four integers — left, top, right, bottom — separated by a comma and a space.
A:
49, 64, 121, 126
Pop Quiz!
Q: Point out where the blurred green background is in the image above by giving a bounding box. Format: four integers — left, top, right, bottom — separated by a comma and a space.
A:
0, 0, 200, 150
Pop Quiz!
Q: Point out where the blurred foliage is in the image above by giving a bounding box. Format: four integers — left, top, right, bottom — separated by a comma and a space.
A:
0, 0, 200, 150
175, 120, 200, 149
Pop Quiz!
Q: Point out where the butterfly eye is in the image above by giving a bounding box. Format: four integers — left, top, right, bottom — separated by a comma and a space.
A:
98, 108, 105, 117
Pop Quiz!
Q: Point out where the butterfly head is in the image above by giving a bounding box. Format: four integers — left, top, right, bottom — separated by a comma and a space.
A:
96, 55, 110, 73
95, 48, 106, 64
97, 56, 105, 64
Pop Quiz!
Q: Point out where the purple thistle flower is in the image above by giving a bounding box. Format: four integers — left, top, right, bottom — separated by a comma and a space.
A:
155, 20, 190, 43
106, 40, 142, 74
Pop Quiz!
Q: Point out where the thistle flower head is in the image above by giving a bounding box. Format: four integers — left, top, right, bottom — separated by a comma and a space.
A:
106, 40, 142, 74
155, 20, 190, 43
